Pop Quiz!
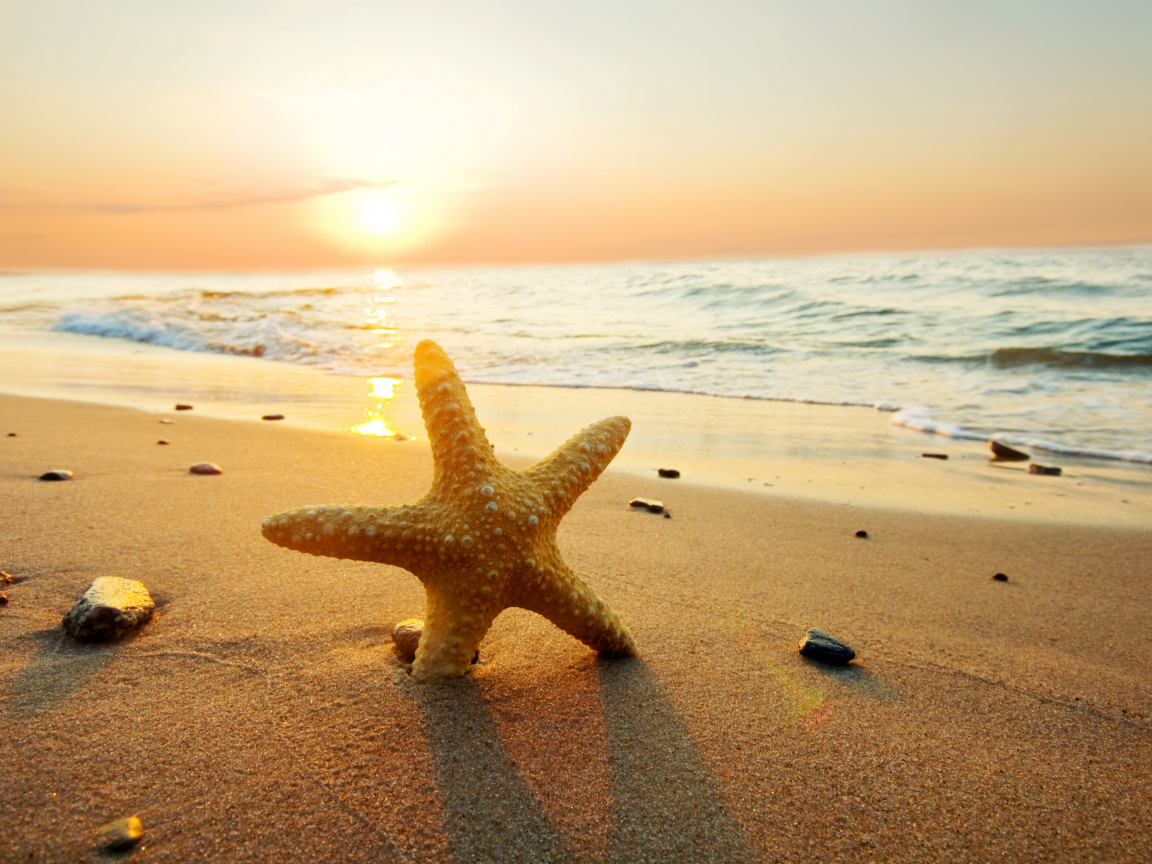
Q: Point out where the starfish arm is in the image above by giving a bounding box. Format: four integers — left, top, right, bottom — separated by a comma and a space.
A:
411, 584, 501, 683
261, 501, 441, 571
516, 560, 636, 656
524, 416, 631, 519
412, 339, 500, 490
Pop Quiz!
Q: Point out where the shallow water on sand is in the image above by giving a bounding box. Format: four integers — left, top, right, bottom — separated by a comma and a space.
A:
2, 246, 1151, 463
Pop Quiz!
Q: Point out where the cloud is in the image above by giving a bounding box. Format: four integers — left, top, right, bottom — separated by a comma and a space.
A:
0, 178, 394, 215
88, 177, 395, 214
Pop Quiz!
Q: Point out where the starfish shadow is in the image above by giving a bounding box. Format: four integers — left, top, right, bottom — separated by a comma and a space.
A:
410, 676, 577, 863
596, 655, 757, 863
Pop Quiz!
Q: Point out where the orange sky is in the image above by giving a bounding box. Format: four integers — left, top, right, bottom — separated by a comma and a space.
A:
2, 1, 1150, 270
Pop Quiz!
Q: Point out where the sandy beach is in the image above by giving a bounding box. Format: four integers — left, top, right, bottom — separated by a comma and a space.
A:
2, 391, 1151, 863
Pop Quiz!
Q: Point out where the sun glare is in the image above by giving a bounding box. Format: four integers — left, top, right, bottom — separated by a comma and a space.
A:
360, 191, 403, 238
312, 184, 449, 255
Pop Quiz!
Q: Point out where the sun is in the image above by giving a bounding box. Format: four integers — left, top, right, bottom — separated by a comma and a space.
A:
311, 182, 450, 255
358, 190, 404, 238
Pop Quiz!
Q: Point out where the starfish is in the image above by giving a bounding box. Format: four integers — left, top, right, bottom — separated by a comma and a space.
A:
261, 339, 637, 683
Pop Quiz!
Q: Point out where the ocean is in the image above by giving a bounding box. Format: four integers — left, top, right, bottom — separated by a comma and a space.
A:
2, 246, 1151, 465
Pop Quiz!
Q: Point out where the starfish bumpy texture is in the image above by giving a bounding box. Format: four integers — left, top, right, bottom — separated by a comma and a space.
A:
262, 339, 637, 683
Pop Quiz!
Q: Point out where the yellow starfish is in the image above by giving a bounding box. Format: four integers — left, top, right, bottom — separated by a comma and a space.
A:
262, 339, 637, 683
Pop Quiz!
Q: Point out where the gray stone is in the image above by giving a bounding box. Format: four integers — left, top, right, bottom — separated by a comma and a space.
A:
798, 628, 856, 664
629, 497, 665, 513
97, 816, 144, 851
1029, 464, 1062, 476
189, 462, 223, 475
657, 468, 681, 478
63, 577, 155, 642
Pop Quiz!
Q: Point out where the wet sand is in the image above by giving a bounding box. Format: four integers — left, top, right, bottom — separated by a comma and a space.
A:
2, 393, 1150, 862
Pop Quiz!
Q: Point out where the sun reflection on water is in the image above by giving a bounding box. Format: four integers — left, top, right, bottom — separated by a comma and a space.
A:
353, 375, 412, 438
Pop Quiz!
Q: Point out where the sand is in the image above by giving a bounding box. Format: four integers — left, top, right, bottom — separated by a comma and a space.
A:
2, 392, 1151, 863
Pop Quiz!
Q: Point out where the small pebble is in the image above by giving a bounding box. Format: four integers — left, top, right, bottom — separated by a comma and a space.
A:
663, 512, 671, 519
392, 432, 409, 441
159, 419, 173, 424
63, 577, 155, 642
175, 403, 193, 411
0, 593, 8, 605
798, 628, 856, 664
1029, 464, 1062, 476
657, 468, 681, 478
262, 413, 285, 421
39, 469, 73, 481
855, 530, 868, 538
6, 432, 15, 437
391, 618, 424, 662
629, 497, 664, 513
921, 453, 948, 460
97, 816, 144, 852
157, 439, 170, 445
992, 573, 1008, 582
989, 440, 1030, 462
1, 570, 13, 584
392, 618, 478, 664
189, 462, 223, 475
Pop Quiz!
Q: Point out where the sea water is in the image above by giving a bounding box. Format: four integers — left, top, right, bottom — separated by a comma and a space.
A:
1, 247, 1150, 464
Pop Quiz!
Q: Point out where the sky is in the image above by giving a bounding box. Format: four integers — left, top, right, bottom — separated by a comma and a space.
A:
1, 0, 1150, 270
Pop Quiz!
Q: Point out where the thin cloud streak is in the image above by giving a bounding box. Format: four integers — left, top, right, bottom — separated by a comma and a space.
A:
1, 178, 395, 215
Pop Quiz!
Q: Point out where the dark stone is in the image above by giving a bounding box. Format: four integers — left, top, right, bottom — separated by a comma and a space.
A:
97, 816, 144, 852
992, 573, 1008, 582
392, 618, 478, 664
157, 439, 170, 445
990, 440, 1030, 461
63, 577, 155, 642
855, 530, 868, 538
663, 512, 671, 519
798, 628, 856, 664
38, 469, 73, 481
0, 593, 7, 605
189, 462, 223, 475
262, 413, 285, 421
921, 453, 948, 460
175, 403, 193, 410
1029, 464, 1062, 476
657, 468, 681, 478
6, 432, 15, 437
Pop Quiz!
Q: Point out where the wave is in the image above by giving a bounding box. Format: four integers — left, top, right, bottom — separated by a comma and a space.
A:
53, 310, 346, 366
890, 405, 1152, 465
990, 347, 1152, 369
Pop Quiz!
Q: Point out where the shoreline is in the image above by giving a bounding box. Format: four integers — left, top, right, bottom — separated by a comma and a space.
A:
2, 332, 1150, 528
2, 393, 1150, 862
